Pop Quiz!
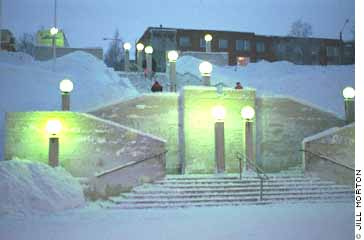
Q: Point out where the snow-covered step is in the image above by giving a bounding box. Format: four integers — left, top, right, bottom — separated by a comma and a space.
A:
156, 177, 321, 184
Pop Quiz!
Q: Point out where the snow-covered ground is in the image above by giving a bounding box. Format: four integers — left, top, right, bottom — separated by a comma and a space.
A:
0, 160, 85, 216
0, 51, 139, 159
0, 202, 353, 240
177, 56, 355, 117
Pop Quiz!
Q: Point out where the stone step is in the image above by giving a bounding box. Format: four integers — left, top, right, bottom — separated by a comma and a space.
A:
111, 194, 353, 208
155, 178, 327, 185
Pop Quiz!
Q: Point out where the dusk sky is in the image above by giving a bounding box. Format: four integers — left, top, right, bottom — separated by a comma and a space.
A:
3, 0, 355, 50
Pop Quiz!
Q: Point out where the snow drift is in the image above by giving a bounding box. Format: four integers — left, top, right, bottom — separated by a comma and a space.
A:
0, 51, 139, 159
177, 56, 354, 117
0, 160, 85, 216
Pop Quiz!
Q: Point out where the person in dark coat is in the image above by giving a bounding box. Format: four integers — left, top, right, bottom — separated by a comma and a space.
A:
235, 82, 243, 90
151, 81, 163, 92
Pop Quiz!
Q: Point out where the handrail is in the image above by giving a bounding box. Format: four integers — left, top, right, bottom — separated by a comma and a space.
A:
95, 150, 168, 178
300, 149, 355, 171
236, 152, 269, 201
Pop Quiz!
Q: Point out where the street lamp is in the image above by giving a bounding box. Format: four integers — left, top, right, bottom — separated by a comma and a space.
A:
204, 34, 212, 52
199, 61, 213, 86
167, 50, 179, 92
212, 106, 225, 173
145, 46, 153, 79
59, 79, 73, 111
46, 119, 62, 167
123, 42, 131, 72
136, 43, 144, 72
241, 106, 255, 171
50, 27, 59, 72
342, 86, 355, 123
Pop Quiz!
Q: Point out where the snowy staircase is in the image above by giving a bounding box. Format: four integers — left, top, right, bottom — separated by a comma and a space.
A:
108, 173, 354, 209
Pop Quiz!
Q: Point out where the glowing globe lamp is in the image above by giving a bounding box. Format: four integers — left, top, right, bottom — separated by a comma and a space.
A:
123, 42, 131, 51
212, 106, 226, 122
199, 61, 213, 76
59, 79, 73, 93
241, 106, 255, 120
145, 46, 153, 54
46, 119, 62, 135
136, 43, 145, 51
343, 87, 355, 99
204, 34, 213, 42
168, 50, 179, 62
50, 27, 59, 36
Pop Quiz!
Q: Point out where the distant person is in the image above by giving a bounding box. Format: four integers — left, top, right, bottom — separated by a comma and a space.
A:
235, 82, 243, 90
151, 81, 163, 92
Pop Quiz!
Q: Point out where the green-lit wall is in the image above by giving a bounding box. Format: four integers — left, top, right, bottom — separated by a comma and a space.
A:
5, 112, 166, 178
36, 30, 65, 47
181, 86, 256, 174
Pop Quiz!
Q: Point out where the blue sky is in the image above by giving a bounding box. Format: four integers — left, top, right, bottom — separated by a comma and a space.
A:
3, 0, 355, 50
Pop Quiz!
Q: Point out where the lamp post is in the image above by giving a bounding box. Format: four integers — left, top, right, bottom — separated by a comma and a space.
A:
342, 86, 355, 123
136, 43, 144, 72
204, 34, 212, 52
0, 0, 2, 51
50, 27, 59, 72
123, 42, 131, 72
212, 106, 225, 173
241, 106, 255, 171
59, 79, 73, 111
199, 61, 213, 86
167, 50, 178, 92
46, 119, 62, 167
145, 45, 153, 80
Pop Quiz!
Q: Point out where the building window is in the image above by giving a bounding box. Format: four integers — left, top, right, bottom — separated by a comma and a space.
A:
256, 42, 265, 53
179, 36, 191, 47
200, 38, 206, 48
236, 40, 250, 51
219, 39, 228, 49
326, 46, 339, 57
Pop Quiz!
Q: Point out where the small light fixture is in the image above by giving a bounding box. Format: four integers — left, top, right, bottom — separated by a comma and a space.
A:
50, 27, 59, 36
136, 43, 145, 51
145, 46, 153, 54
212, 106, 226, 122
167, 50, 179, 62
123, 42, 131, 51
342, 86, 355, 99
59, 79, 74, 93
204, 34, 213, 42
199, 61, 213, 76
241, 106, 255, 121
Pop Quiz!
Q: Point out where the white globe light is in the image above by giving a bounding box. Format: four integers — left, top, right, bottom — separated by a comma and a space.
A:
212, 106, 226, 121
168, 50, 179, 62
136, 43, 144, 51
199, 61, 213, 76
50, 27, 59, 36
145, 46, 153, 54
59, 79, 74, 93
342, 87, 355, 99
123, 42, 131, 50
204, 34, 213, 42
241, 106, 255, 120
46, 119, 62, 135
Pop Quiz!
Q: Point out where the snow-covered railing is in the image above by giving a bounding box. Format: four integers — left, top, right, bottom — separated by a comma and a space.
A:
300, 149, 354, 171
95, 150, 168, 178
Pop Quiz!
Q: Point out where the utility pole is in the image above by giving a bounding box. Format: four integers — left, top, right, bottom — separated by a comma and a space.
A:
52, 0, 58, 71
339, 19, 349, 65
0, 0, 3, 51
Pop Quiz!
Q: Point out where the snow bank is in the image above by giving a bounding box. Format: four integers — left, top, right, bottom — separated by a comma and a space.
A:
177, 56, 354, 117
0, 160, 85, 216
0, 51, 139, 159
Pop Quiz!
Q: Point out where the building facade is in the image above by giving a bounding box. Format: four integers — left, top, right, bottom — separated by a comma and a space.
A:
137, 26, 355, 72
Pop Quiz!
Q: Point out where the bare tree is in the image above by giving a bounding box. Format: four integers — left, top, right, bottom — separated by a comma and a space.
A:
16, 32, 36, 56
288, 19, 313, 38
104, 29, 124, 71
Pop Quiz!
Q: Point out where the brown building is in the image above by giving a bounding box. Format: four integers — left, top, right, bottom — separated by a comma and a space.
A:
137, 26, 355, 72
0, 29, 16, 51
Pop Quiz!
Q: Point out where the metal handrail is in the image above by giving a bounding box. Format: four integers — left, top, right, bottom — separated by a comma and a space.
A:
95, 150, 168, 178
300, 149, 354, 171
236, 152, 269, 201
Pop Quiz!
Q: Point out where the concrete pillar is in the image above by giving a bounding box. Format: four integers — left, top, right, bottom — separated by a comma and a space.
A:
146, 53, 152, 80
137, 50, 143, 72
206, 41, 211, 52
202, 75, 210, 86
61, 93, 70, 111
49, 137, 59, 167
245, 120, 253, 171
124, 49, 130, 72
215, 122, 225, 173
169, 61, 176, 91
345, 99, 355, 123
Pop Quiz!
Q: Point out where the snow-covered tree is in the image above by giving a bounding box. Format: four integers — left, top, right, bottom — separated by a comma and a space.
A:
16, 33, 36, 56
104, 29, 124, 71
288, 19, 313, 38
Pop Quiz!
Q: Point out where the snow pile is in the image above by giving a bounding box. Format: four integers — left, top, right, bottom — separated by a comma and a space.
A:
0, 160, 85, 216
177, 56, 354, 117
0, 51, 139, 159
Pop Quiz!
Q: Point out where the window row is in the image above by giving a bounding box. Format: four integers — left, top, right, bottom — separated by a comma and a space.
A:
179, 36, 266, 52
